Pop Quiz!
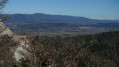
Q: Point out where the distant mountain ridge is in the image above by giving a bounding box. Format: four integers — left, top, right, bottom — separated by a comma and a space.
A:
4, 13, 119, 24
3, 13, 119, 35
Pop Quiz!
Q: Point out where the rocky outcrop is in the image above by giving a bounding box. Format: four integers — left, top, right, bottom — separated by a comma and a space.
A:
0, 21, 30, 62
0, 22, 13, 35
13, 35, 30, 61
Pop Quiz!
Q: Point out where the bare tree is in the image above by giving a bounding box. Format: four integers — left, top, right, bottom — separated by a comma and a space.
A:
0, 0, 9, 21
0, 0, 8, 11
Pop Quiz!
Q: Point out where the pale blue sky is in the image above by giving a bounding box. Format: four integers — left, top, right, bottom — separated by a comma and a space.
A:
2, 0, 119, 20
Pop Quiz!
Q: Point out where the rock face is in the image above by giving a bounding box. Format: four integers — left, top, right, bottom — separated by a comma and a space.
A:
0, 22, 13, 35
0, 21, 30, 62
13, 35, 30, 61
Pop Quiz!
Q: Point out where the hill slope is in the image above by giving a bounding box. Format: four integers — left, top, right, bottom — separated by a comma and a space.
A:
3, 13, 119, 35
5, 13, 119, 24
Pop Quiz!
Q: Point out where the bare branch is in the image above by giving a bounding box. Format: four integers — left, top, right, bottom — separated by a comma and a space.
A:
0, 0, 8, 10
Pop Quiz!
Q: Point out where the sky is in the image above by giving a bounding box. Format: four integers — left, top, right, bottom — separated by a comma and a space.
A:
2, 0, 119, 20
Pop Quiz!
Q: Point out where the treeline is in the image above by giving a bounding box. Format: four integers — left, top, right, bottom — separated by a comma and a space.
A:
0, 31, 119, 67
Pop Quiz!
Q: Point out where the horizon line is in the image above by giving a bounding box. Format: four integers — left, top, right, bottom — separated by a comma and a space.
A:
3, 13, 119, 21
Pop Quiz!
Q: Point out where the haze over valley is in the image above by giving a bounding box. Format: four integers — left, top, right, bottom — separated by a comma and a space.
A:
4, 13, 119, 36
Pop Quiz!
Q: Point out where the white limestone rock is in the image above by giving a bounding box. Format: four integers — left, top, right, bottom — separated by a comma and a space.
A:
0, 22, 13, 35
0, 21, 31, 62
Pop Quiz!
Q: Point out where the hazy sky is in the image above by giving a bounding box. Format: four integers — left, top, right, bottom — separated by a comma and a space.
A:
3, 0, 119, 20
